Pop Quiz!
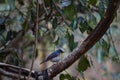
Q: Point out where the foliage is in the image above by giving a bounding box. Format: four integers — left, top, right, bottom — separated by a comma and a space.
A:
59, 73, 76, 80
77, 55, 90, 72
0, 0, 120, 80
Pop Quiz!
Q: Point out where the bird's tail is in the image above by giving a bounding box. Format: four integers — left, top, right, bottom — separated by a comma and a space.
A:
40, 59, 47, 64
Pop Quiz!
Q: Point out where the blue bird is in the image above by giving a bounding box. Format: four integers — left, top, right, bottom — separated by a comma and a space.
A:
40, 48, 64, 64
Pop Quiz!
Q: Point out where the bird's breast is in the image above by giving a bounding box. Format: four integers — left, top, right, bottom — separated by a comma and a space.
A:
51, 56, 60, 62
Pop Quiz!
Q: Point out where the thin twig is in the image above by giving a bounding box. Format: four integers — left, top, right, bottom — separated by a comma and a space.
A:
42, 0, 48, 15
15, 6, 27, 18
27, 0, 39, 80
109, 29, 119, 60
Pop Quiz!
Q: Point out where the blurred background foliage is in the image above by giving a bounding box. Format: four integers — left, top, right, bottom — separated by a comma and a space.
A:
0, 0, 120, 80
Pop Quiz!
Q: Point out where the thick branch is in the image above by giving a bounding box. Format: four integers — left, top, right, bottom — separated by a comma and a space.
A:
0, 68, 19, 79
47, 0, 120, 78
0, 62, 42, 79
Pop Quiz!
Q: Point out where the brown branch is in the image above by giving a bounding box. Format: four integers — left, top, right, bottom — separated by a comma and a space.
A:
0, 68, 19, 79
27, 0, 39, 80
47, 0, 120, 78
0, 62, 42, 79
0, 48, 13, 54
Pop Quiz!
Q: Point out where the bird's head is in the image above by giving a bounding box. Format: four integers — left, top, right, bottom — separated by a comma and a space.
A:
57, 48, 64, 60
58, 48, 64, 53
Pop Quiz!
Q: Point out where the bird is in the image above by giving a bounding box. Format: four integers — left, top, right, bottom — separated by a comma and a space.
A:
40, 48, 64, 64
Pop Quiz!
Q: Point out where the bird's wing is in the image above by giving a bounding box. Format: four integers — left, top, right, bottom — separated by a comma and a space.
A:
40, 51, 58, 64
46, 51, 58, 60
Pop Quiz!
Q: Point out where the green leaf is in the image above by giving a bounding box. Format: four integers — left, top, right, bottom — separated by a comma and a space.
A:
17, 0, 24, 5
31, 8, 36, 21
80, 0, 87, 6
70, 19, 78, 30
38, 29, 44, 38
5, 0, 15, 10
78, 17, 87, 33
0, 18, 5, 34
98, 1, 105, 17
6, 17, 16, 25
77, 55, 90, 72
63, 3, 76, 21
78, 16, 93, 33
95, 38, 111, 63
99, 39, 110, 55
88, 13, 97, 28
52, 17, 57, 29
59, 74, 75, 80
66, 32, 78, 51
111, 56, 119, 62
44, 0, 51, 7
88, 0, 97, 6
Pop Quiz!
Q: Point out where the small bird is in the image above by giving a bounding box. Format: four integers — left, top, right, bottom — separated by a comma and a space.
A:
40, 48, 64, 64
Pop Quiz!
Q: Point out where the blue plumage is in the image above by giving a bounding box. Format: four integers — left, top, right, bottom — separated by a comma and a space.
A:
40, 48, 64, 64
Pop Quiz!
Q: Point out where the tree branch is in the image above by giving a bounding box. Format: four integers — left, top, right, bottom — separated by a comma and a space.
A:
0, 62, 42, 79
47, 0, 120, 78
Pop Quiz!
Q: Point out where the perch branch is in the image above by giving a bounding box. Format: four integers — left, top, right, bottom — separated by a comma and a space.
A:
47, 0, 120, 78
